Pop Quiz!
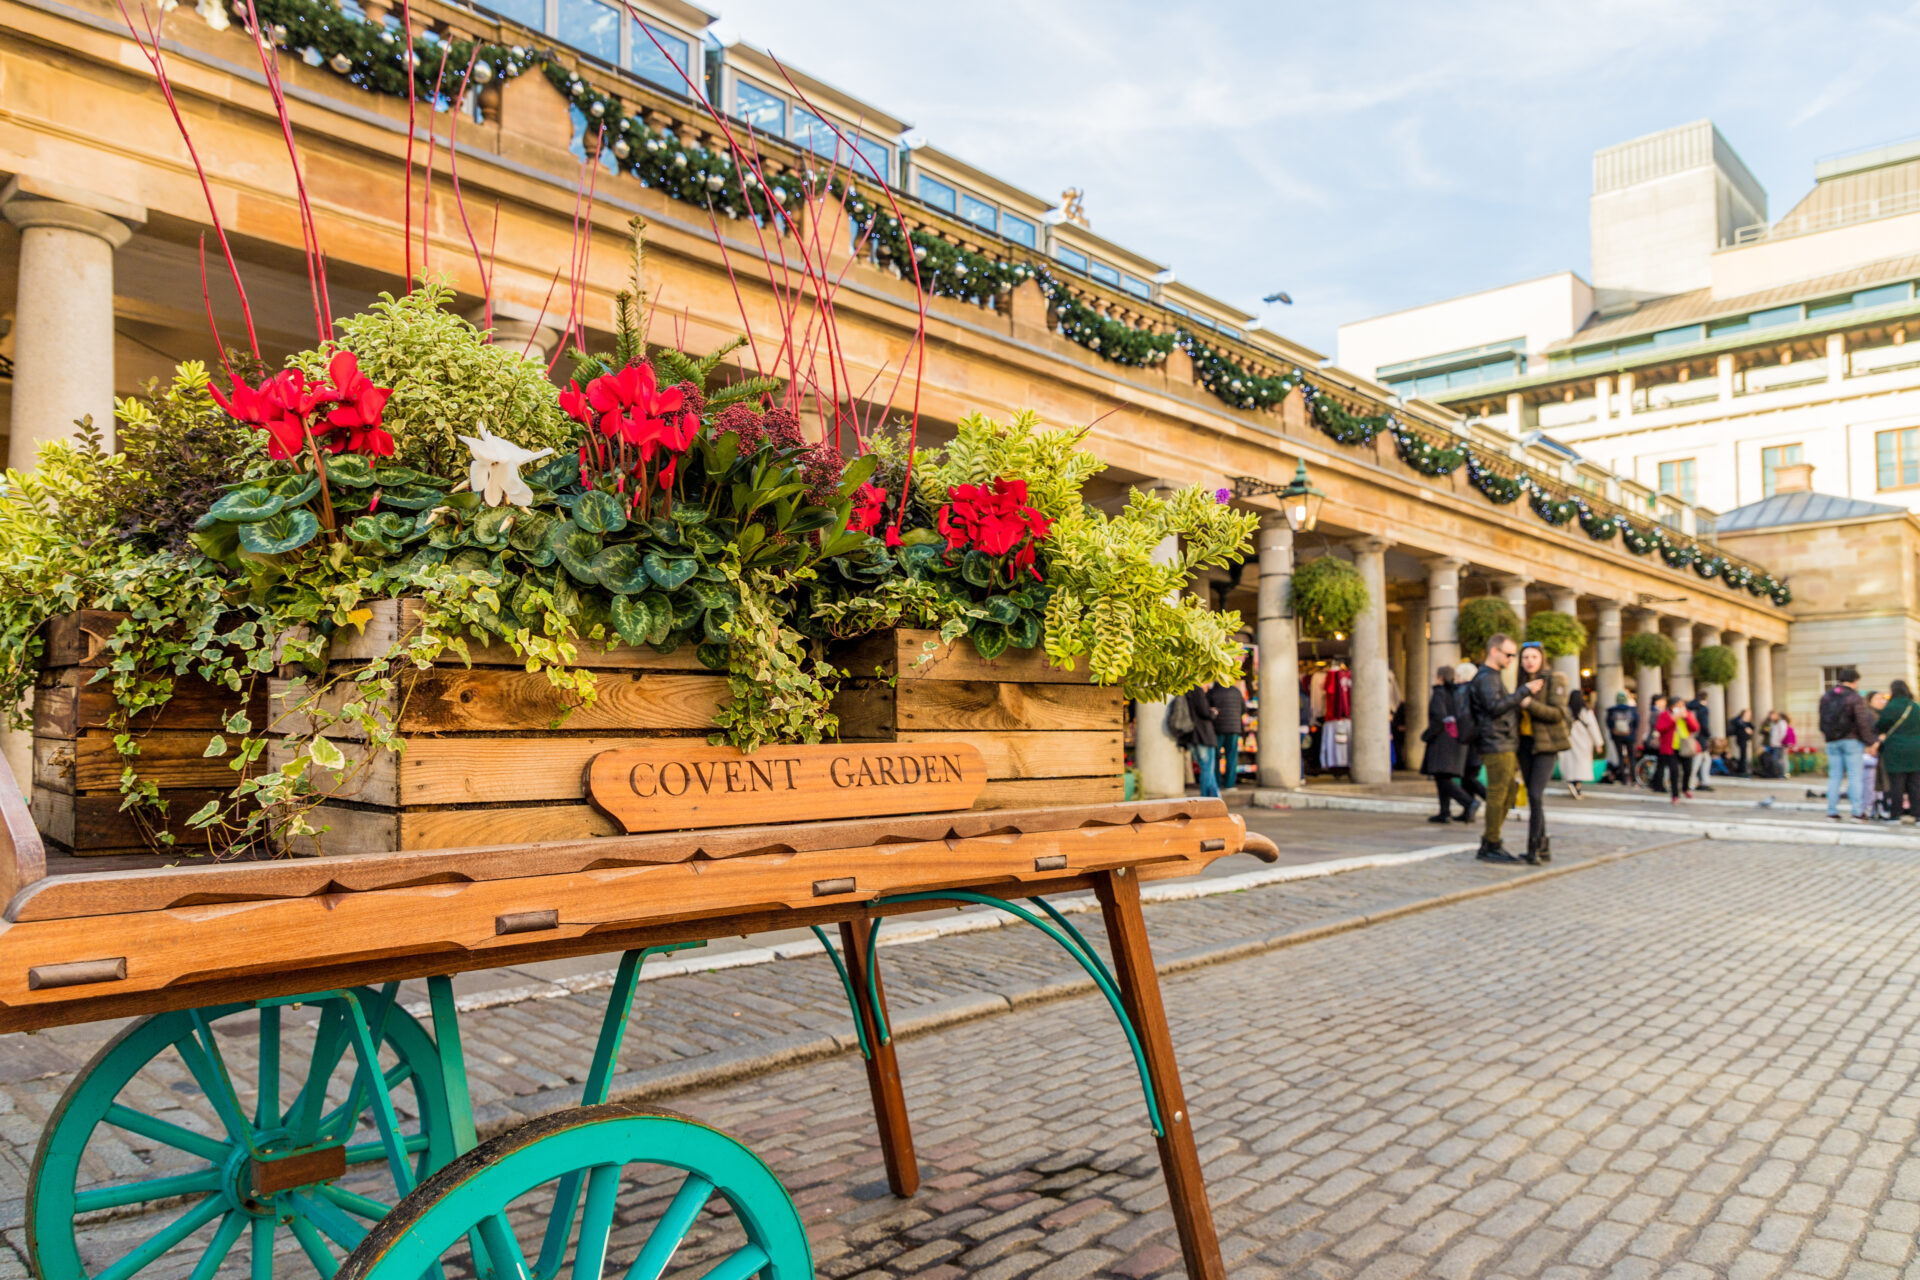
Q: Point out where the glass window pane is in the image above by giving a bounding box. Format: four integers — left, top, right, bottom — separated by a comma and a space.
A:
1054, 246, 1089, 272
1807, 295, 1854, 319
735, 82, 785, 136
1708, 317, 1750, 338
630, 22, 688, 92
1217, 324, 1241, 339
1001, 214, 1036, 247
1573, 345, 1614, 365
557, 0, 618, 63
1653, 325, 1704, 348
1855, 282, 1913, 310
488, 0, 543, 30
1192, 315, 1215, 330
917, 175, 956, 213
850, 135, 890, 183
789, 107, 834, 159
1089, 262, 1121, 287
1121, 274, 1152, 300
1161, 301, 1189, 317
1748, 304, 1802, 330
1879, 431, 1898, 489
960, 194, 997, 232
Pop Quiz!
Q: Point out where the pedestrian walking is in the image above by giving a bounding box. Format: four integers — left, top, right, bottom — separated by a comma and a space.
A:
1763, 711, 1796, 778
1819, 668, 1878, 821
1654, 695, 1700, 802
1467, 634, 1546, 864
1420, 667, 1479, 824
1454, 663, 1487, 817
1875, 680, 1920, 824
1176, 684, 1220, 799
1686, 692, 1714, 792
1729, 709, 1754, 776
1604, 691, 1640, 785
1563, 688, 1603, 799
1514, 642, 1569, 863
1207, 678, 1247, 792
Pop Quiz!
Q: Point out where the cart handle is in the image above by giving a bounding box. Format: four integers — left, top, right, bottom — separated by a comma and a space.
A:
0, 737, 44, 914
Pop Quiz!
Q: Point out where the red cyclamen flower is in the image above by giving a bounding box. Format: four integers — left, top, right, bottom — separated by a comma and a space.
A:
848, 483, 888, 533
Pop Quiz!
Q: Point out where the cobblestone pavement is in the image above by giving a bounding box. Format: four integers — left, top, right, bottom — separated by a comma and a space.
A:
4, 819, 1842, 1280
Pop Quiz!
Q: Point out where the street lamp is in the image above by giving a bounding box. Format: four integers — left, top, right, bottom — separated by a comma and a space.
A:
1227, 458, 1326, 533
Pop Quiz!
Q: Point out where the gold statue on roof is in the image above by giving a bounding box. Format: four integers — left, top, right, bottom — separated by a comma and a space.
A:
1060, 188, 1090, 228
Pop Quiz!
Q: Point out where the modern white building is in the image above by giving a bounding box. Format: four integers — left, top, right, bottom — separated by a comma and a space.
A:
1338, 122, 1920, 518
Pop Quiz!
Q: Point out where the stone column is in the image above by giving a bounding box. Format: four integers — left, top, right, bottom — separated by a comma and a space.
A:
1667, 619, 1696, 702
1426, 557, 1464, 681
1594, 599, 1625, 714
1750, 637, 1775, 720
1699, 627, 1726, 742
1724, 631, 1750, 768
1403, 598, 1431, 758
1134, 509, 1186, 798
1594, 374, 1613, 420
1547, 587, 1581, 686
1348, 538, 1393, 785
1497, 574, 1531, 690
1716, 352, 1736, 402
2, 178, 145, 467
1255, 515, 1300, 792
1827, 333, 1846, 385
1634, 611, 1665, 738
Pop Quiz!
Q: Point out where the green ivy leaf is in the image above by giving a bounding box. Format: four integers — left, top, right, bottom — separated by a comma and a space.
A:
572, 489, 630, 535
592, 544, 652, 594
309, 736, 347, 771
209, 487, 285, 523
202, 734, 229, 758
695, 641, 730, 670
238, 508, 321, 555
643, 551, 698, 591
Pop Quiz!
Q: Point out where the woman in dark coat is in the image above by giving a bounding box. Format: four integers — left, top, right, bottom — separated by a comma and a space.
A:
1874, 679, 1920, 822
1421, 669, 1476, 824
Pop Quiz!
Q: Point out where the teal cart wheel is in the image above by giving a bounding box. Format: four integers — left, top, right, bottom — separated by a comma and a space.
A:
337, 1104, 811, 1280
28, 988, 454, 1280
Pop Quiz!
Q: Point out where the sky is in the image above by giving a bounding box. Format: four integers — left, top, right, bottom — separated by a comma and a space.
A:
707, 0, 1920, 362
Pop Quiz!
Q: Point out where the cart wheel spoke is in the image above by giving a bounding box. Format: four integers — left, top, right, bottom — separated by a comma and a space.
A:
345, 1133, 431, 1166
251, 1213, 276, 1280
566, 1163, 625, 1280
173, 1025, 254, 1146
290, 1191, 372, 1252
286, 1196, 345, 1278
623, 1174, 713, 1280
478, 1213, 533, 1280
320, 1061, 414, 1145
75, 1166, 225, 1214
94, 1194, 227, 1280
691, 1244, 768, 1280
188, 1211, 249, 1280
317, 1183, 395, 1222
103, 1103, 233, 1164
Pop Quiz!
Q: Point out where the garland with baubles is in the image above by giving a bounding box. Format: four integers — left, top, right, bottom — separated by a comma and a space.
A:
228, 0, 1790, 607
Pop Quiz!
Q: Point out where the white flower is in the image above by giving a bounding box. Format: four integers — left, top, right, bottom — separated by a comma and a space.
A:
459, 424, 553, 508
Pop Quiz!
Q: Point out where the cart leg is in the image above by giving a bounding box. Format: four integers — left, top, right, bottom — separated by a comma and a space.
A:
1094, 868, 1225, 1280
838, 920, 919, 1197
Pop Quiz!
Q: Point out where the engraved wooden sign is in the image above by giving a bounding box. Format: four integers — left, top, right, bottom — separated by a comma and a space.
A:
585, 742, 988, 833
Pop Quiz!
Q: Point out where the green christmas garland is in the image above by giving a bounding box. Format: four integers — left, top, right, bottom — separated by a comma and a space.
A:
237, 0, 1791, 606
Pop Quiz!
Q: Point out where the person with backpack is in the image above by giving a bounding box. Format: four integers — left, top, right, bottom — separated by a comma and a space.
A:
1207, 678, 1248, 792
1166, 686, 1219, 798
1419, 667, 1478, 824
1654, 695, 1700, 802
1820, 667, 1878, 821
1687, 692, 1714, 792
1604, 692, 1639, 785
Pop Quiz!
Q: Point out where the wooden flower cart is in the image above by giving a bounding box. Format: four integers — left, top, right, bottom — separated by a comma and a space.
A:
0, 640, 1275, 1280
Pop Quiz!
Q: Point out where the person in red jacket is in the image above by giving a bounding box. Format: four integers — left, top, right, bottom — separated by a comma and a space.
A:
1653, 695, 1701, 803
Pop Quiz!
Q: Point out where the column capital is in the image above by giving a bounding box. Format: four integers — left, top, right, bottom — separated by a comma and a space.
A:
1589, 596, 1623, 612
1257, 510, 1296, 535
1422, 554, 1467, 576
1493, 571, 1532, 589
1348, 536, 1392, 556
0, 177, 144, 249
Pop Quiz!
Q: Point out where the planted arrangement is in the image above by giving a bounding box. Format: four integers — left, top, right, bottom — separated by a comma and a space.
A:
1524, 610, 1588, 660
1691, 644, 1739, 688
0, 277, 1253, 853
1457, 597, 1523, 658
1622, 631, 1677, 673
1288, 556, 1369, 640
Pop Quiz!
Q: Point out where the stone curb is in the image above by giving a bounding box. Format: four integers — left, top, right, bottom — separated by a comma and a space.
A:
1255, 789, 1920, 849
472, 834, 1694, 1140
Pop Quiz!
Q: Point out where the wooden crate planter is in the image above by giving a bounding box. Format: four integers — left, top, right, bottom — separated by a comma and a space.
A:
273, 598, 732, 855
30, 611, 268, 856
830, 628, 1125, 809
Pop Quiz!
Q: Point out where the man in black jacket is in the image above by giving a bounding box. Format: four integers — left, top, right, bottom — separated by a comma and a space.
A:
1207, 680, 1248, 792
1468, 633, 1544, 862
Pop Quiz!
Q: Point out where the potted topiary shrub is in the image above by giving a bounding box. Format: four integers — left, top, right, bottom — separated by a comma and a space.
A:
1457, 596, 1522, 659
1289, 555, 1368, 639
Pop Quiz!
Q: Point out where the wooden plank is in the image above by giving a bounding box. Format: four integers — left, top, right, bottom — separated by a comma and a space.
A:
0, 745, 45, 906
0, 818, 1239, 1026
286, 804, 402, 858
323, 598, 709, 670
896, 730, 1122, 780
841, 920, 919, 1196
836, 629, 1090, 685
33, 670, 267, 740
29, 788, 229, 854
39, 610, 123, 668
976, 776, 1124, 809
588, 742, 987, 833
272, 669, 729, 736
9, 799, 1234, 922
1095, 869, 1227, 1280
54, 730, 249, 792
833, 680, 1122, 736
402, 803, 620, 852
